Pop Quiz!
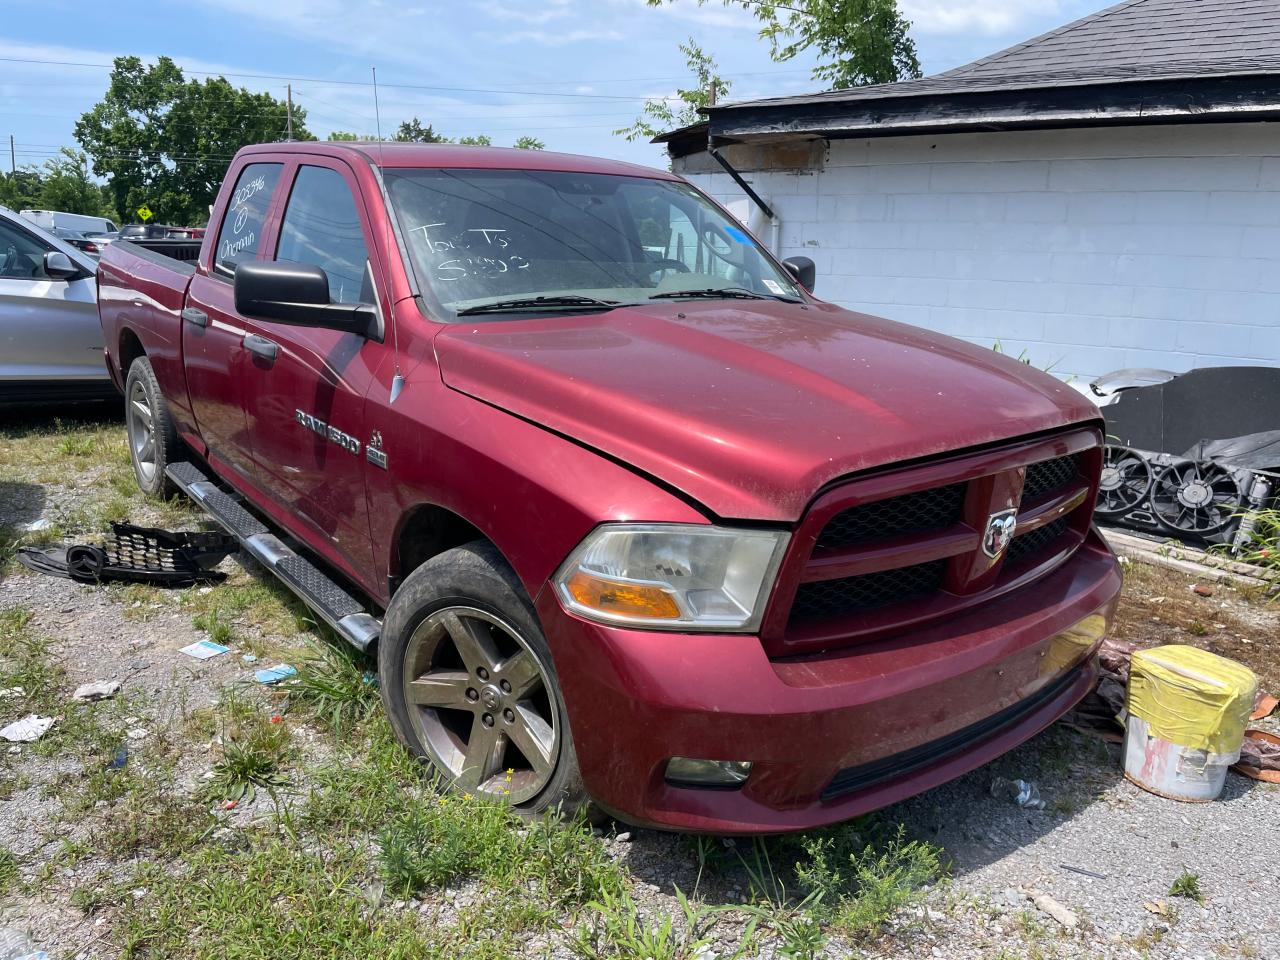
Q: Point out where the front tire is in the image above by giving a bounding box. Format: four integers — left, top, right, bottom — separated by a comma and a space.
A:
124, 356, 181, 498
379, 541, 588, 817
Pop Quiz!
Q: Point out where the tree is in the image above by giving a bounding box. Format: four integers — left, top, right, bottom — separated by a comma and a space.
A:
615, 38, 728, 141
0, 169, 43, 212
75, 56, 314, 225
647, 0, 921, 89
456, 135, 493, 146
513, 136, 546, 150
36, 149, 116, 219
395, 118, 448, 143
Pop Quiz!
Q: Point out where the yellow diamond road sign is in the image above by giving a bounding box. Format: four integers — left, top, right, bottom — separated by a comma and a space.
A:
137, 205, 153, 222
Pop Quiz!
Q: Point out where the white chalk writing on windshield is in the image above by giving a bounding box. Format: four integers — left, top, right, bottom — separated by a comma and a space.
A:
412, 223, 530, 280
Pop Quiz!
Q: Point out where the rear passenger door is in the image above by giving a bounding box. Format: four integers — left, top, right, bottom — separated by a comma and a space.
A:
184, 161, 284, 485
238, 159, 386, 582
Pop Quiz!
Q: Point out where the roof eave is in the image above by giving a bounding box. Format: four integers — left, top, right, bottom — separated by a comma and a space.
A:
707, 73, 1280, 143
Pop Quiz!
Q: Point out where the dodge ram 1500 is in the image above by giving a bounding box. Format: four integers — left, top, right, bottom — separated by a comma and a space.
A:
98, 142, 1121, 833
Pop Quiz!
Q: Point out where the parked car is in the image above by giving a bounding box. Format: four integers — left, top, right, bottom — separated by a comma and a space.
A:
51, 226, 104, 258
118, 223, 175, 240
19, 209, 118, 237
1, 206, 113, 402
98, 143, 1122, 832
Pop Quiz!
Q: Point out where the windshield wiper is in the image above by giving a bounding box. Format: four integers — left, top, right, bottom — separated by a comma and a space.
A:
456, 295, 622, 316
649, 287, 800, 303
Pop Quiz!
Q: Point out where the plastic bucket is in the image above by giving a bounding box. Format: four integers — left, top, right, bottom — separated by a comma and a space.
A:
1123, 645, 1256, 803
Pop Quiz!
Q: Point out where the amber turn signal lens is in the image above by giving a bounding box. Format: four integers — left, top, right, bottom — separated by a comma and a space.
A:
565, 570, 681, 620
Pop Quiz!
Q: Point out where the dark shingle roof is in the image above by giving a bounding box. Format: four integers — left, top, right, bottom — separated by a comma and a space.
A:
716, 0, 1280, 112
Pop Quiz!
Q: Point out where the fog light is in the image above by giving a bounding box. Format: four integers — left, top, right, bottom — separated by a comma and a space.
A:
665, 757, 753, 788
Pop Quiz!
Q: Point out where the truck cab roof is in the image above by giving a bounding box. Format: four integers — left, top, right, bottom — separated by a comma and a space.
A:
239, 141, 679, 179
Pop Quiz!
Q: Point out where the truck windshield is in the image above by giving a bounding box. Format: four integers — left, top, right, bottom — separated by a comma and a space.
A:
384, 168, 802, 316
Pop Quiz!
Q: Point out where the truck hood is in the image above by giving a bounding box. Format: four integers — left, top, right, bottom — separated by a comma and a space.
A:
436, 301, 1099, 521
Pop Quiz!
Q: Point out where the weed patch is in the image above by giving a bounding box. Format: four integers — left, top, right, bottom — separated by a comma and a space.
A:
202, 694, 292, 803
289, 643, 379, 732
1170, 870, 1204, 903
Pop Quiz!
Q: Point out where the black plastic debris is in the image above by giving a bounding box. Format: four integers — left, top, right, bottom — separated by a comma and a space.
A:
17, 522, 237, 587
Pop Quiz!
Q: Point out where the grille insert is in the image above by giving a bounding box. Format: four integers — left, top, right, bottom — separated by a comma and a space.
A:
1005, 516, 1071, 569
817, 483, 966, 550
790, 560, 945, 622
1023, 455, 1080, 502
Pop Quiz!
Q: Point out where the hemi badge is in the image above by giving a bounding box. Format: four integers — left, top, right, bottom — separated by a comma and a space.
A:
367, 431, 388, 470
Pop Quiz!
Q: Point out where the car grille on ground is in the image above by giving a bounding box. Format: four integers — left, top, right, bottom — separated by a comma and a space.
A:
774, 434, 1100, 653
816, 483, 967, 550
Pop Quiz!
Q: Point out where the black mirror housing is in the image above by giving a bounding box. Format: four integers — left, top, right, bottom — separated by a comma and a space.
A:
782, 256, 816, 292
43, 250, 82, 281
233, 261, 374, 335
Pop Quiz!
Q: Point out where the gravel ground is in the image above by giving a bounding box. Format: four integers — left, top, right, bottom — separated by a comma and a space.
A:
1, 408, 1277, 959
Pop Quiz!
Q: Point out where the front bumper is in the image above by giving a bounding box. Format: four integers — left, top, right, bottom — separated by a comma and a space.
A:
536, 528, 1122, 834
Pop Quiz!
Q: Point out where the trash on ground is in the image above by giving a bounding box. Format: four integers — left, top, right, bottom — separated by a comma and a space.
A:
1191, 583, 1215, 597
1032, 893, 1078, 929
73, 680, 121, 702
1059, 863, 1107, 880
362, 670, 379, 688
1253, 694, 1279, 721
180, 639, 231, 660
23, 517, 52, 532
222, 799, 238, 810
1143, 900, 1171, 916
1233, 729, 1280, 783
0, 924, 48, 960
108, 744, 129, 770
126, 727, 149, 741
0, 714, 55, 743
1124, 645, 1257, 802
990, 776, 1045, 809
240, 653, 258, 664
254, 664, 297, 684
0, 687, 25, 700
15, 522, 238, 587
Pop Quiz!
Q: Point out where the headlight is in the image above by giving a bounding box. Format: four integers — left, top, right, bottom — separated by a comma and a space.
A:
553, 524, 790, 631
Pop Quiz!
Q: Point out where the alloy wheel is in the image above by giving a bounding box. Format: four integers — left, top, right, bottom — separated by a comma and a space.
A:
127, 378, 158, 484
402, 605, 559, 804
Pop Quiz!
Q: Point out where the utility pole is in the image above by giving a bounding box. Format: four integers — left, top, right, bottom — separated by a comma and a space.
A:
708, 80, 717, 107
9, 134, 14, 175
286, 84, 294, 141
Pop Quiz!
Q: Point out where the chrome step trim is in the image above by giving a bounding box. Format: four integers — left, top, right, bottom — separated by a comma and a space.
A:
166, 462, 381, 652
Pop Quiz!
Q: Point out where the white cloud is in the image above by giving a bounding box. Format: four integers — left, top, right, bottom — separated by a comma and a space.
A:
900, 0, 1066, 35
497, 28, 626, 46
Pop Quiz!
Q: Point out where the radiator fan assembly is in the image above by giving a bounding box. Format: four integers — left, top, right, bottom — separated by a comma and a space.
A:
1097, 445, 1273, 550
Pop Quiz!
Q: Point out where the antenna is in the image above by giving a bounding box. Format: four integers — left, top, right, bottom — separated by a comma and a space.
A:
372, 66, 406, 404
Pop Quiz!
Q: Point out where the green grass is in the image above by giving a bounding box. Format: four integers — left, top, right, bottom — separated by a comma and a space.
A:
289, 642, 380, 731
202, 694, 292, 803
0, 846, 18, 897
1169, 870, 1204, 903
576, 886, 755, 960
0, 605, 61, 714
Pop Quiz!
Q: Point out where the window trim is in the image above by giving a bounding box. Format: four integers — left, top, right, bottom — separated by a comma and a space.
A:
273, 162, 375, 307
0, 214, 59, 283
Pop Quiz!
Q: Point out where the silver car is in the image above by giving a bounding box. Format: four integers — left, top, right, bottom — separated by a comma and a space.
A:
0, 206, 113, 402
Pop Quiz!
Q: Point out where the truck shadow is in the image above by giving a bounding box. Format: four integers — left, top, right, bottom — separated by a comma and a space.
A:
0, 480, 48, 530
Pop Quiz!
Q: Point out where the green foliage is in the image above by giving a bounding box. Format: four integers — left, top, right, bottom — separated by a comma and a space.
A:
326, 131, 376, 141
36, 148, 117, 220
646, 0, 921, 90
513, 136, 546, 150
395, 117, 449, 143
201, 695, 292, 803
75, 56, 315, 225
0, 169, 43, 211
1232, 508, 1280, 580
576, 886, 755, 960
289, 643, 379, 731
0, 847, 17, 896
457, 134, 493, 146
616, 38, 728, 141
1169, 870, 1204, 903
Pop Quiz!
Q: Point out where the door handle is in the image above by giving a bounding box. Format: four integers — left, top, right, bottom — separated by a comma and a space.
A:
243, 333, 279, 363
181, 307, 208, 328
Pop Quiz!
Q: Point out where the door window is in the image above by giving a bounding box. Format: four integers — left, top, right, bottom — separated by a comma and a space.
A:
0, 217, 55, 280
213, 162, 282, 277
275, 165, 372, 304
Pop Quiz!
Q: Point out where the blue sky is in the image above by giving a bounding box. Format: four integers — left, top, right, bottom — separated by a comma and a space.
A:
2, 0, 1113, 173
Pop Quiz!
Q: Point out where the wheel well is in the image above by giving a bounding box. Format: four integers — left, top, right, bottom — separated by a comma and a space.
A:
392, 504, 487, 590
118, 328, 145, 378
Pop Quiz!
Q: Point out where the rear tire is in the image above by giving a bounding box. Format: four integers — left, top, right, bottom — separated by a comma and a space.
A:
124, 356, 181, 499
379, 540, 589, 818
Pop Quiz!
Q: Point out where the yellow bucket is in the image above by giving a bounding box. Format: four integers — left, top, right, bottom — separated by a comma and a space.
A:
1123, 645, 1257, 802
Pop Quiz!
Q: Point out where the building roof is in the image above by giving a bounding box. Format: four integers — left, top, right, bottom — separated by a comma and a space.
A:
679, 0, 1280, 150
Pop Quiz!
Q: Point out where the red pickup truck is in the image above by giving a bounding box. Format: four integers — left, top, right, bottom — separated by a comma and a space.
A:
98, 142, 1121, 833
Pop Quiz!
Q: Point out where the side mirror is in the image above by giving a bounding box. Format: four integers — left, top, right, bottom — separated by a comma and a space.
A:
782, 256, 816, 292
43, 250, 82, 281
233, 261, 374, 335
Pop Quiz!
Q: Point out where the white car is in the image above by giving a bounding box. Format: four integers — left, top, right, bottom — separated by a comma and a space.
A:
18, 209, 118, 237
0, 206, 113, 402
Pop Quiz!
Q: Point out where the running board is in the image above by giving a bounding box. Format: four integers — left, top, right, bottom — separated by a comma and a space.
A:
166, 462, 380, 652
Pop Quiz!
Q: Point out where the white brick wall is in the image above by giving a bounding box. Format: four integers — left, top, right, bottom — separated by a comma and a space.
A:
676, 123, 1280, 381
